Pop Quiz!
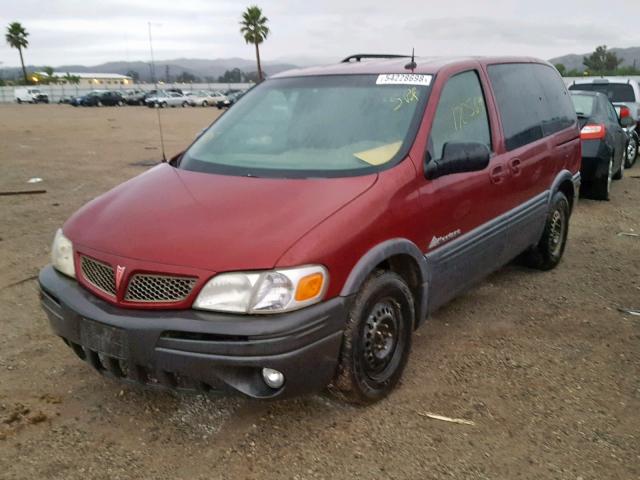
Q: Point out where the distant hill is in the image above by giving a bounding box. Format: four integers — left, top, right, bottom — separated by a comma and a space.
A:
0, 57, 299, 82
549, 46, 640, 72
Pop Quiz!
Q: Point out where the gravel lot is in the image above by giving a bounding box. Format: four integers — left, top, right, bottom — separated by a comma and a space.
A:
1, 104, 639, 479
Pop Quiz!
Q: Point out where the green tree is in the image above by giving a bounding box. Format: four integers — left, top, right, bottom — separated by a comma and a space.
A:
583, 45, 623, 75
175, 71, 199, 83
218, 68, 244, 83
240, 6, 269, 82
5, 22, 29, 84
63, 72, 80, 94
42, 66, 59, 85
554, 63, 566, 76
125, 70, 140, 82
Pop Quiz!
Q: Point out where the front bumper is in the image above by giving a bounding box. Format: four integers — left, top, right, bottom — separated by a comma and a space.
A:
39, 266, 347, 399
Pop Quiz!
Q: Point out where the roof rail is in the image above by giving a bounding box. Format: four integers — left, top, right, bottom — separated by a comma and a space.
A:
341, 54, 411, 63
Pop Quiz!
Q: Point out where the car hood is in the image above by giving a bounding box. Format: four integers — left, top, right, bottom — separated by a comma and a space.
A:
64, 164, 377, 272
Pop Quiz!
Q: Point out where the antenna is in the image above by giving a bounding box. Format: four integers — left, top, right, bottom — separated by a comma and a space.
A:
404, 48, 417, 71
148, 21, 167, 163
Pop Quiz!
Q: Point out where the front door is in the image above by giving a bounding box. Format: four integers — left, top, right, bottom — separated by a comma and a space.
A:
417, 69, 509, 311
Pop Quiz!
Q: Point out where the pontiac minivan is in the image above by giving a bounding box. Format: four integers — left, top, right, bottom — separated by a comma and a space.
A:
39, 55, 581, 404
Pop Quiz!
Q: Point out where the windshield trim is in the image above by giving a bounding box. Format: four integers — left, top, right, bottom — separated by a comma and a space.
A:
178, 74, 434, 179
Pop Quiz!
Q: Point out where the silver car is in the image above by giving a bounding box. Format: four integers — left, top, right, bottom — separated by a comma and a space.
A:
145, 91, 189, 108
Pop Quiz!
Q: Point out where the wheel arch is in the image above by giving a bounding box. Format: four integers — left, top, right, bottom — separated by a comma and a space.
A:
550, 169, 578, 212
340, 238, 429, 329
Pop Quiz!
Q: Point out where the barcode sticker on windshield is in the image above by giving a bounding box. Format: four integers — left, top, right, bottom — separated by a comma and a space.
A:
376, 74, 432, 86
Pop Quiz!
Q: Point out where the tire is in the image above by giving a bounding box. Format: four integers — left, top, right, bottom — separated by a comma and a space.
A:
202, 100, 208, 107
96, 101, 102, 107
16, 98, 22, 104
330, 270, 414, 404
161, 102, 167, 108
521, 191, 570, 271
625, 133, 638, 168
182, 101, 188, 107
591, 154, 613, 200
613, 152, 624, 180
117, 100, 124, 107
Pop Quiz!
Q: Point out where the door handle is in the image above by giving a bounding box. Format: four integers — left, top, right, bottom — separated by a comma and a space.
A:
509, 158, 522, 176
490, 165, 507, 184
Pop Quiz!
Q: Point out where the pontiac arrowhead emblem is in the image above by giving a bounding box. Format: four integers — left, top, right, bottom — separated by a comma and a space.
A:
115, 265, 126, 290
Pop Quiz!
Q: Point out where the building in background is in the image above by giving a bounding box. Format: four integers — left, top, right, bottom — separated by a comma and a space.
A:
36, 72, 134, 87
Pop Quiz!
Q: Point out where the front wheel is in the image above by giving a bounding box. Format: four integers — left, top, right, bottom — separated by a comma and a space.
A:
521, 191, 570, 271
330, 271, 414, 404
160, 102, 167, 108
202, 100, 208, 107
182, 101, 188, 107
625, 133, 638, 168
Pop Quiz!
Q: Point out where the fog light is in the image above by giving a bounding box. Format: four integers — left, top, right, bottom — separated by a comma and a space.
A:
261, 368, 285, 389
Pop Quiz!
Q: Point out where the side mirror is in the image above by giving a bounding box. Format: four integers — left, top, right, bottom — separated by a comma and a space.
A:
168, 151, 183, 167
425, 142, 491, 180
620, 115, 635, 128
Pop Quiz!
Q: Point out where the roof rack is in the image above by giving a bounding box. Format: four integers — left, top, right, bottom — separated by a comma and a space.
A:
341, 54, 411, 63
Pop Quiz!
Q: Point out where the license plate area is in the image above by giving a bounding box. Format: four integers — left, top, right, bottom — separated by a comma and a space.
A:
80, 319, 127, 359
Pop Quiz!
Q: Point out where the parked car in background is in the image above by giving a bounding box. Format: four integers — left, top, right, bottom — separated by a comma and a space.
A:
570, 91, 631, 200
123, 89, 146, 106
58, 95, 74, 104
14, 87, 49, 104
188, 90, 225, 107
82, 90, 125, 107
40, 55, 581, 404
569, 78, 640, 168
217, 90, 244, 109
145, 91, 189, 108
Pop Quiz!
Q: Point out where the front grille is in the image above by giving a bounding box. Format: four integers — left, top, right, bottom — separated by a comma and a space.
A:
124, 274, 196, 303
80, 256, 116, 296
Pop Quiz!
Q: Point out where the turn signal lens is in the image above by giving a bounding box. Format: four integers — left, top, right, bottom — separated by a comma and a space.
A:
295, 272, 325, 301
580, 124, 606, 140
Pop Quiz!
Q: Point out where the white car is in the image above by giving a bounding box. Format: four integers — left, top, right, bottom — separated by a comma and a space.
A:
14, 87, 49, 104
145, 91, 189, 108
188, 90, 226, 107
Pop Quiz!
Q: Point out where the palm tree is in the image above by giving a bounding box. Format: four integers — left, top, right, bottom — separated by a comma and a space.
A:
64, 72, 81, 95
5, 22, 29, 84
240, 6, 269, 82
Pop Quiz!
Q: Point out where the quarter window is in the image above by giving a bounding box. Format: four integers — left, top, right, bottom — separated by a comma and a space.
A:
428, 71, 491, 160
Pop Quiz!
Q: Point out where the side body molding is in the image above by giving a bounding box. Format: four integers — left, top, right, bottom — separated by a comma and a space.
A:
340, 238, 430, 327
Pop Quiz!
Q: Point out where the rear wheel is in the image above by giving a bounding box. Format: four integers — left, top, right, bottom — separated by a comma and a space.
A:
625, 133, 638, 168
592, 154, 613, 200
16, 98, 22, 104
613, 151, 624, 180
182, 101, 188, 107
117, 100, 124, 107
330, 271, 414, 404
96, 100, 103, 107
161, 101, 167, 108
521, 191, 570, 271
202, 100, 208, 107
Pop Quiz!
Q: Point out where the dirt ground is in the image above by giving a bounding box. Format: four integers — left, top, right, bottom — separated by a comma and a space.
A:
1, 104, 639, 480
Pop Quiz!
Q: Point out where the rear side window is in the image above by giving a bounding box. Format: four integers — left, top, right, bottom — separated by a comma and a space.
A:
568, 82, 636, 103
428, 70, 491, 160
488, 63, 576, 151
533, 65, 576, 136
488, 64, 545, 150
571, 94, 595, 116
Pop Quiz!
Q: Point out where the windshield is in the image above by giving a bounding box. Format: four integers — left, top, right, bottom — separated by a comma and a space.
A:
569, 82, 636, 103
570, 94, 595, 116
180, 74, 431, 177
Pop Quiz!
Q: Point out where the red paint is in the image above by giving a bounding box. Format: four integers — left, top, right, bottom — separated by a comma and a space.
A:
62, 57, 580, 309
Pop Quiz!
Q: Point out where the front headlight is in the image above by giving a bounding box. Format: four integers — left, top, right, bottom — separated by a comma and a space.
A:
51, 229, 76, 278
193, 265, 328, 314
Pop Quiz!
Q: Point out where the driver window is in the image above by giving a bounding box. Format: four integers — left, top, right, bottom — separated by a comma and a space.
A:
428, 71, 491, 160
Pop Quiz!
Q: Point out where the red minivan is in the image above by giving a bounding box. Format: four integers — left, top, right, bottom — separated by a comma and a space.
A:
40, 55, 581, 404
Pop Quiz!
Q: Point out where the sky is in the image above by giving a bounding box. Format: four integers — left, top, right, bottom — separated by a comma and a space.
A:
1, 0, 639, 67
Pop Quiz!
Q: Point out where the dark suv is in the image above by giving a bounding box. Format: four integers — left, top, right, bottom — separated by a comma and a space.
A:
39, 55, 580, 404
82, 91, 125, 107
